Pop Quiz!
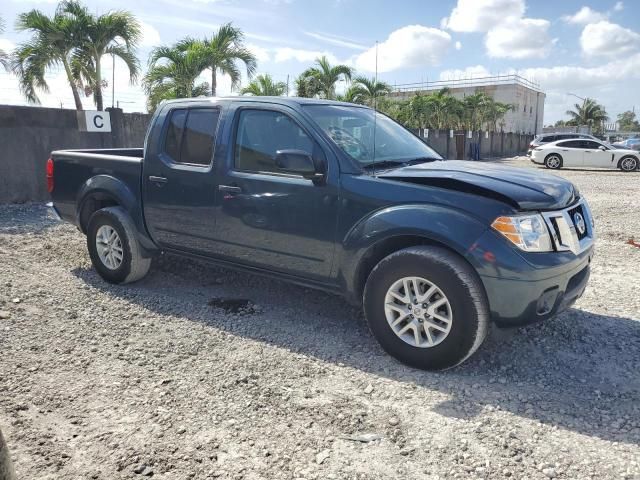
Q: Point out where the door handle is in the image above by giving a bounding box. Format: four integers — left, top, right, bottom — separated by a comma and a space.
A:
218, 185, 242, 193
584, 151, 591, 153
148, 175, 168, 184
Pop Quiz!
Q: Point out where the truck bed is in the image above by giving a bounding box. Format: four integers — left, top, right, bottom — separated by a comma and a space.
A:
50, 148, 144, 228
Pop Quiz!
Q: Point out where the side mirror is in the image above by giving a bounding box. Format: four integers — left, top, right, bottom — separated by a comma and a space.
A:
598, 145, 606, 151
275, 149, 323, 179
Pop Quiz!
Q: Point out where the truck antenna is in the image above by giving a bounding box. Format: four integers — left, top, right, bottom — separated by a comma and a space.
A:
372, 40, 378, 175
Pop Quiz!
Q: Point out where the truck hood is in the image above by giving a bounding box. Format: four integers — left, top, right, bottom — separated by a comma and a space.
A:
377, 160, 578, 211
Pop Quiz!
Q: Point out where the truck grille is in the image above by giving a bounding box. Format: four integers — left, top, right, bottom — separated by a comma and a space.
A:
542, 200, 594, 255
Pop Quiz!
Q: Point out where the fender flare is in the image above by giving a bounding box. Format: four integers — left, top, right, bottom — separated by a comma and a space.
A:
75, 175, 158, 254
338, 204, 489, 299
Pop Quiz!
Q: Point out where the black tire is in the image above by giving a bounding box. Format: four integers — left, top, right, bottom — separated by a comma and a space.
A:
619, 156, 638, 172
87, 206, 151, 284
363, 246, 489, 370
544, 153, 562, 169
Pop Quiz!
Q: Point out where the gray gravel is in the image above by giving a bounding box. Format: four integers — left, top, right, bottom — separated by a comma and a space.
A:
1, 157, 639, 479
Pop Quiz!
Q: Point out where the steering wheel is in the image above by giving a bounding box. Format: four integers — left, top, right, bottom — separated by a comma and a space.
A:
327, 126, 371, 160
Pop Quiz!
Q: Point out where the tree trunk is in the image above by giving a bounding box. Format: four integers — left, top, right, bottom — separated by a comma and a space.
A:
95, 57, 103, 111
211, 66, 217, 97
63, 60, 83, 111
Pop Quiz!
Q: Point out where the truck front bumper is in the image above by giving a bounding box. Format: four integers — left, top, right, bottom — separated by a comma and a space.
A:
481, 253, 592, 327
467, 229, 594, 328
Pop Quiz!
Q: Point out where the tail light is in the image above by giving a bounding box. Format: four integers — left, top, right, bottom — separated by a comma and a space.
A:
46, 158, 54, 193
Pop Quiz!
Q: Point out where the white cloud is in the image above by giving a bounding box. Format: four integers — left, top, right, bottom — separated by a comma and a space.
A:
454, 41, 462, 50
580, 21, 640, 57
562, 6, 608, 25
273, 47, 338, 64
442, 0, 524, 33
303, 31, 367, 51
355, 25, 452, 73
246, 43, 271, 63
614, 1, 624, 11
439, 65, 492, 80
139, 21, 161, 48
485, 17, 553, 59
0, 38, 15, 53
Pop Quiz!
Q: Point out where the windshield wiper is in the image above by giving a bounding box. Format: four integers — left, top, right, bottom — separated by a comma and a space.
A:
363, 157, 440, 170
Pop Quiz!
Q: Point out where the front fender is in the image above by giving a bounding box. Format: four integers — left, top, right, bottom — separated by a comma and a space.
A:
338, 204, 489, 297
76, 175, 156, 253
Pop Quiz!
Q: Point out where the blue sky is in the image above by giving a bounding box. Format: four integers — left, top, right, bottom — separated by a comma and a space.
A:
1, 0, 639, 124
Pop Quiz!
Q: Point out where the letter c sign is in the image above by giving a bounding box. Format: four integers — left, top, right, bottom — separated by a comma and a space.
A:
84, 111, 111, 132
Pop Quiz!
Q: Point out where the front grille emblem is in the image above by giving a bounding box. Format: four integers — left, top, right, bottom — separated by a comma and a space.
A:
574, 212, 586, 235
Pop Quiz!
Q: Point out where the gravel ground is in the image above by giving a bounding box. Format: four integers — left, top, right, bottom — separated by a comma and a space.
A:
1, 157, 639, 480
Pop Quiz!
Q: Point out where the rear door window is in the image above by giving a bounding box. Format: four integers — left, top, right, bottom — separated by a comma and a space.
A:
180, 109, 220, 165
164, 109, 187, 161
163, 108, 220, 166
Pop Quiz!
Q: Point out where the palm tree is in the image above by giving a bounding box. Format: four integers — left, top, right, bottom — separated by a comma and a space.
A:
143, 43, 210, 112
62, 0, 141, 110
566, 98, 609, 133
293, 75, 313, 98
12, 5, 85, 109
183, 23, 256, 96
345, 76, 392, 106
240, 74, 286, 96
299, 56, 353, 100
0, 17, 9, 71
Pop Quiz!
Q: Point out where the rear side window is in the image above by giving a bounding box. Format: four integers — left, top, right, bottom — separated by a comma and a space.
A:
557, 140, 582, 148
163, 108, 220, 166
541, 135, 556, 143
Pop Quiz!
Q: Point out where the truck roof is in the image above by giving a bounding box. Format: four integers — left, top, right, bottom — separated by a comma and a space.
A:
161, 96, 371, 109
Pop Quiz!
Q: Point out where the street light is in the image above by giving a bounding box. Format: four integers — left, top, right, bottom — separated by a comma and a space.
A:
111, 39, 121, 109
566, 92, 585, 102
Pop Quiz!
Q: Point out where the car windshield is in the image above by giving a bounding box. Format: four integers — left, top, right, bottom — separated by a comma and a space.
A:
302, 104, 442, 167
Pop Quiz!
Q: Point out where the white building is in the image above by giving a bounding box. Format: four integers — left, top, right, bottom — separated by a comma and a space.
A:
390, 75, 545, 135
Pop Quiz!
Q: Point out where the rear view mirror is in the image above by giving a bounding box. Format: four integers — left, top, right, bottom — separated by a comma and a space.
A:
275, 149, 323, 179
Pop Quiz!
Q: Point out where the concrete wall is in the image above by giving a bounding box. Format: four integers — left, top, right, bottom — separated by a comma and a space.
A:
415, 129, 533, 159
0, 105, 150, 203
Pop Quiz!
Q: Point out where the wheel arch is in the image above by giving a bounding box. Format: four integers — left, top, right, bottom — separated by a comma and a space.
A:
76, 175, 158, 254
339, 204, 489, 304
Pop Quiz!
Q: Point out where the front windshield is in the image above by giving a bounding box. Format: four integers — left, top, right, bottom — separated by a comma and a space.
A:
303, 105, 442, 166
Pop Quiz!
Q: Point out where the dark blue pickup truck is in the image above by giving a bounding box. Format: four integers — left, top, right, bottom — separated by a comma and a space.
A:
48, 97, 594, 370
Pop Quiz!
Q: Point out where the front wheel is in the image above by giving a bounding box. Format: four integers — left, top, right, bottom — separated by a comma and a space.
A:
363, 246, 489, 370
620, 156, 638, 172
87, 206, 151, 284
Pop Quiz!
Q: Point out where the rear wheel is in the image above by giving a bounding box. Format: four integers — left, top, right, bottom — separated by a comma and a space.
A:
620, 156, 638, 172
87, 206, 151, 284
544, 154, 562, 169
363, 246, 489, 370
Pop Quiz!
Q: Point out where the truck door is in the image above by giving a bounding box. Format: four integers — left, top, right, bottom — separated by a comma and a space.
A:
213, 104, 338, 281
143, 106, 221, 254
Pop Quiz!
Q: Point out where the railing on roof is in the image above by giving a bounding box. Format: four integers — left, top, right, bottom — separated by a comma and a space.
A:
391, 74, 543, 94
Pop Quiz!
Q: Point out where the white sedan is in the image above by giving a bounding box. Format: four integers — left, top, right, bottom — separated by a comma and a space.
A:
530, 138, 639, 171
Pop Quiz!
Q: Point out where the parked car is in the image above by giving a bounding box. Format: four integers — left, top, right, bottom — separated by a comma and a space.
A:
530, 138, 639, 171
612, 138, 640, 151
47, 97, 594, 370
527, 132, 597, 156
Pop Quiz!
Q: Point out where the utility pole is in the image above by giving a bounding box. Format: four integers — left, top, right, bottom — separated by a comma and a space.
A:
286, 74, 289, 97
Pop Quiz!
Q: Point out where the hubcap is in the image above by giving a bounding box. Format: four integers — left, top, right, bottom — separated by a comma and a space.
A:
622, 158, 636, 171
96, 225, 124, 270
384, 276, 453, 348
547, 156, 560, 168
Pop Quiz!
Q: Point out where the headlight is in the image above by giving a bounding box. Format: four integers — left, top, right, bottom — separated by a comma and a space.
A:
491, 214, 553, 252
